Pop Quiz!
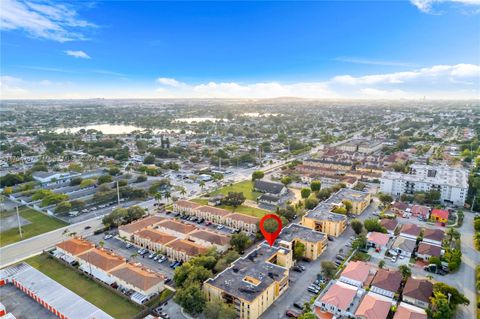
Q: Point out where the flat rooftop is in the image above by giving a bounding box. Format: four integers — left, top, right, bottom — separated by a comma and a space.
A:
382, 164, 468, 188
0, 263, 113, 319
205, 244, 289, 302
278, 223, 326, 243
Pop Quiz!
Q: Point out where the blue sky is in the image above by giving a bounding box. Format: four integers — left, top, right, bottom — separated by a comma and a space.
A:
1, 0, 479, 99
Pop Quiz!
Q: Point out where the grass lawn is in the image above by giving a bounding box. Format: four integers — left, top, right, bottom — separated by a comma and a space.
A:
0, 207, 68, 247
191, 198, 271, 218
210, 180, 260, 201
26, 254, 142, 319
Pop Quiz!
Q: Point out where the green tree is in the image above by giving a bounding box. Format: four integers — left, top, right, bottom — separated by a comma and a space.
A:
304, 197, 319, 209
321, 261, 337, 279
350, 219, 363, 235
433, 282, 469, 307
301, 188, 311, 199
363, 218, 387, 233
399, 265, 412, 280
231, 232, 252, 253
378, 260, 385, 269
204, 299, 237, 319
70, 177, 83, 186
55, 201, 72, 214
310, 180, 321, 192
252, 171, 264, 181
427, 291, 454, 319
222, 192, 246, 211
143, 154, 155, 164
79, 178, 94, 188
342, 200, 353, 213
280, 176, 292, 186
108, 167, 121, 176
174, 283, 206, 315
97, 174, 112, 184
293, 242, 306, 261
214, 251, 240, 273
332, 206, 347, 214
378, 193, 393, 206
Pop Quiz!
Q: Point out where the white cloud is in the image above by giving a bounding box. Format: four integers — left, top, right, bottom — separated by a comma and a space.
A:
64, 50, 90, 59
334, 57, 416, 67
410, 0, 480, 13
157, 77, 185, 87
0, 75, 28, 97
0, 0, 94, 42
331, 64, 480, 85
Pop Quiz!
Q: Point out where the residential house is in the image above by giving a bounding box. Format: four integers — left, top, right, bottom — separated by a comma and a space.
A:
393, 302, 427, 319
188, 229, 231, 252
155, 220, 197, 239
392, 202, 409, 216
118, 215, 165, 239
165, 239, 208, 262
411, 205, 430, 220
77, 248, 125, 285
430, 209, 449, 224
380, 219, 398, 236
367, 232, 390, 251
399, 224, 421, 241
402, 278, 433, 309
257, 194, 282, 207
416, 242, 442, 261
391, 236, 416, 258
339, 261, 376, 288
422, 228, 444, 246
56, 237, 95, 263
355, 292, 392, 319
253, 180, 288, 196
110, 263, 165, 300
314, 281, 360, 318
370, 269, 402, 298
224, 213, 259, 233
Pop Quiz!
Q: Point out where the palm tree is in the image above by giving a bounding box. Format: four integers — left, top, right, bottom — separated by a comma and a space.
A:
199, 181, 206, 191
180, 187, 187, 198
164, 191, 171, 204
154, 192, 163, 204
98, 240, 105, 248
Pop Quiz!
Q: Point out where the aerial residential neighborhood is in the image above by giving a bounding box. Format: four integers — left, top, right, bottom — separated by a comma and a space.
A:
1, 1, 479, 319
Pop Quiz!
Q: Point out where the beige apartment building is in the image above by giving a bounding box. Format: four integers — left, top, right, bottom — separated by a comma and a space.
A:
204, 244, 291, 319
277, 223, 327, 260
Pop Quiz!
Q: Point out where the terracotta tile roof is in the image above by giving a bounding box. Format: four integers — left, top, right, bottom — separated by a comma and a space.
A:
78, 248, 125, 271
431, 209, 449, 220
411, 205, 429, 217
417, 242, 441, 257
188, 229, 230, 246
371, 269, 402, 293
56, 237, 94, 256
197, 205, 231, 217
393, 303, 427, 319
423, 228, 444, 243
355, 293, 391, 319
400, 224, 421, 237
135, 228, 177, 245
225, 213, 260, 225
380, 218, 398, 231
340, 261, 372, 284
110, 263, 164, 291
319, 282, 358, 310
403, 278, 433, 304
156, 220, 197, 234
314, 308, 334, 319
118, 215, 165, 234
367, 232, 390, 246
393, 202, 409, 211
174, 200, 202, 210
166, 239, 208, 256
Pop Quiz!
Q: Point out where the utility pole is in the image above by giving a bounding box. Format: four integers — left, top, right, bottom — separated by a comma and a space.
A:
16, 206, 23, 238
116, 181, 120, 205
219, 157, 221, 170
472, 194, 476, 212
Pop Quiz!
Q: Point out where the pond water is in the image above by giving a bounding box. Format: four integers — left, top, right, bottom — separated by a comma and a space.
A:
242, 112, 281, 117
54, 124, 189, 135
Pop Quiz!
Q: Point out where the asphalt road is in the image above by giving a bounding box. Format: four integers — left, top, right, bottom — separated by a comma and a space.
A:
0, 217, 104, 268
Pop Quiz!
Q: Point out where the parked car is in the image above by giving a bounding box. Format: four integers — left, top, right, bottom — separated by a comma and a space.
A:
125, 243, 133, 248
285, 310, 300, 318
84, 226, 91, 230
104, 234, 113, 240
292, 266, 303, 272
327, 235, 335, 242
216, 225, 224, 230
293, 302, 303, 310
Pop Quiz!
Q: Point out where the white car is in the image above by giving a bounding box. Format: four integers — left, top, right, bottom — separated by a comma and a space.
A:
216, 225, 224, 230
104, 234, 113, 240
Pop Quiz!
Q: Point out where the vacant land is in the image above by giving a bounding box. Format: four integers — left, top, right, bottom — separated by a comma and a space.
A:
211, 180, 261, 200
0, 207, 68, 247
192, 197, 270, 218
26, 254, 142, 319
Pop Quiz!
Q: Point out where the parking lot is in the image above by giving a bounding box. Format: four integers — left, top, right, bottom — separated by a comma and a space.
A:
88, 232, 176, 282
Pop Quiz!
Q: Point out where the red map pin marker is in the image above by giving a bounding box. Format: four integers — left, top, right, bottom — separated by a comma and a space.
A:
259, 214, 283, 246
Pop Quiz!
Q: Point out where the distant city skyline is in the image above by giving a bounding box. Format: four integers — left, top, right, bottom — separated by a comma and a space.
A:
1, 0, 479, 99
